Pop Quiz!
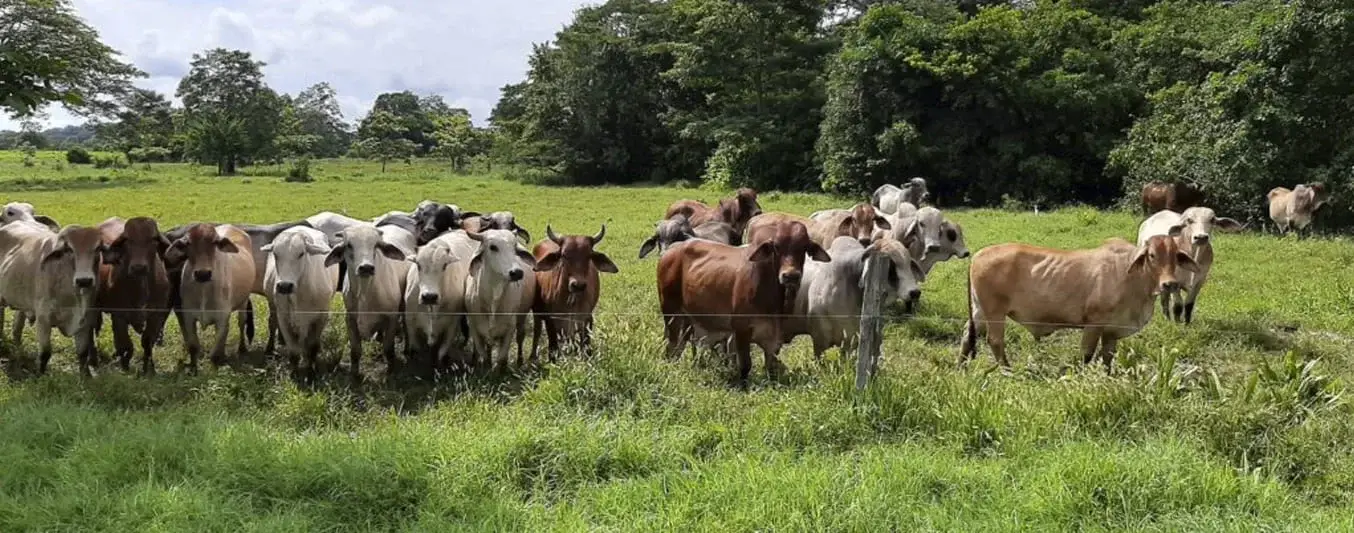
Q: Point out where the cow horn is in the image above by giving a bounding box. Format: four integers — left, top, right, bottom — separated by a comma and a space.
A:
591, 222, 607, 244
546, 224, 563, 245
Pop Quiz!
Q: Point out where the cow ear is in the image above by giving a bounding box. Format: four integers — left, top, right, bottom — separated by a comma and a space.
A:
808, 243, 831, 263
592, 252, 619, 274
163, 238, 188, 267
515, 248, 537, 269
324, 244, 347, 267
638, 236, 659, 259
909, 257, 926, 283
514, 225, 531, 243
156, 233, 173, 256
1177, 252, 1200, 273
1129, 246, 1150, 271
215, 237, 240, 254
469, 251, 483, 273
377, 242, 406, 261
460, 211, 481, 221
34, 215, 59, 231
836, 216, 853, 237
900, 219, 920, 247
749, 241, 775, 263
42, 242, 69, 265
1216, 217, 1244, 232
534, 251, 561, 272
102, 237, 126, 265
874, 215, 892, 231
1167, 223, 1185, 237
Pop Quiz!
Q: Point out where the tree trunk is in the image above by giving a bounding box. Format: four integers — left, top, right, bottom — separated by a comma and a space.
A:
381, 158, 387, 173
225, 156, 237, 175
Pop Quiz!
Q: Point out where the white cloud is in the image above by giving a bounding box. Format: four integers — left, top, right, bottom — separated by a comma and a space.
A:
1, 0, 591, 131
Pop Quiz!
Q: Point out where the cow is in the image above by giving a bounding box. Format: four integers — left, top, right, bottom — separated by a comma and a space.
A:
461, 211, 530, 242
403, 230, 476, 376
783, 236, 923, 359
871, 177, 929, 215
164, 224, 255, 372
95, 217, 172, 375
306, 211, 366, 239
1, 202, 60, 231
1137, 207, 1243, 324
808, 203, 892, 248
1268, 183, 1329, 237
1141, 181, 1204, 215
958, 236, 1198, 370
530, 224, 618, 362
664, 187, 763, 236
412, 201, 478, 245
0, 223, 105, 375
637, 214, 740, 259
262, 226, 338, 384
747, 211, 873, 258
658, 219, 830, 383
372, 211, 419, 236
325, 223, 409, 382
464, 228, 537, 371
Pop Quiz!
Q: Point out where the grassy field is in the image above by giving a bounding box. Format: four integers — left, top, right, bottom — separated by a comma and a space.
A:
3, 152, 1354, 531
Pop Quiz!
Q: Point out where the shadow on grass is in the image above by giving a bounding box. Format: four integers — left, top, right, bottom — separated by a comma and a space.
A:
0, 174, 153, 192
1202, 318, 1292, 352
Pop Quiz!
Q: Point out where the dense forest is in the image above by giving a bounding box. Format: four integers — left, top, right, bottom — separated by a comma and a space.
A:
489, 0, 1354, 223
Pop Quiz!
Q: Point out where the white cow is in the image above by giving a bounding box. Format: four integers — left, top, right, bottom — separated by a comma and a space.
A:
325, 223, 409, 382
262, 226, 338, 382
870, 177, 929, 215
403, 231, 476, 376
306, 211, 366, 240
0, 202, 59, 231
0, 223, 105, 375
1137, 207, 1242, 324
785, 236, 924, 358
464, 229, 537, 371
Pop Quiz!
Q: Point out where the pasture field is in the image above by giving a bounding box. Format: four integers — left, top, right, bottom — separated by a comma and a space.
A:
3, 153, 1354, 531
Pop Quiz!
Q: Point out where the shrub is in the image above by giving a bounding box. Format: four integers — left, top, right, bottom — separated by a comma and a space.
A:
19, 142, 36, 167
128, 146, 173, 163
285, 157, 313, 183
65, 147, 93, 165
92, 154, 129, 169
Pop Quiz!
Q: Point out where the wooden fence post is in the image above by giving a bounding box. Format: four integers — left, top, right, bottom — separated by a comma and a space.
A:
855, 252, 890, 391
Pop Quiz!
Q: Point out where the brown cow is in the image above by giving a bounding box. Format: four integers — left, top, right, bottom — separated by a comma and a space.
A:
658, 219, 830, 383
164, 224, 255, 372
664, 187, 763, 236
808, 203, 892, 248
748, 211, 869, 253
96, 217, 173, 375
959, 235, 1197, 370
530, 224, 619, 362
1141, 181, 1204, 215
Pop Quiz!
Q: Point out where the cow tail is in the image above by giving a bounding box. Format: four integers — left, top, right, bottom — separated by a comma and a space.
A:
960, 262, 978, 360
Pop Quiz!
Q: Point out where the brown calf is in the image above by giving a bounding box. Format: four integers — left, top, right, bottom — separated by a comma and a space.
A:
807, 203, 892, 248
664, 187, 763, 236
658, 219, 829, 383
1141, 181, 1204, 215
96, 217, 173, 375
959, 236, 1197, 370
530, 224, 619, 362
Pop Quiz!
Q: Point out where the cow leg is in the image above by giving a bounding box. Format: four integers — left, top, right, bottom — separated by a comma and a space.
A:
10, 310, 25, 347
986, 320, 1009, 368
34, 317, 53, 375
212, 314, 233, 367
181, 316, 202, 374
546, 319, 562, 363
235, 305, 251, 356
580, 317, 595, 359
75, 320, 97, 378
346, 313, 363, 384
662, 315, 691, 361
141, 310, 168, 376
1098, 335, 1120, 373
1080, 328, 1102, 365
514, 315, 527, 367
264, 298, 280, 355
529, 316, 544, 364
732, 333, 753, 385
381, 318, 399, 376
111, 314, 134, 372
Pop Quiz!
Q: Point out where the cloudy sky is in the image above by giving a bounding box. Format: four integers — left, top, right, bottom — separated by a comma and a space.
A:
1, 0, 592, 131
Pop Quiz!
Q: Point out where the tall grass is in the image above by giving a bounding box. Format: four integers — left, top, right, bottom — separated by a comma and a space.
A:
2, 154, 1354, 530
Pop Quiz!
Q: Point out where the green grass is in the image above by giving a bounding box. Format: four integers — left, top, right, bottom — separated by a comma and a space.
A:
3, 153, 1354, 531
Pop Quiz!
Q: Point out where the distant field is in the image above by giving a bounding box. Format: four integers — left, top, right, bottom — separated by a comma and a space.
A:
2, 152, 1354, 531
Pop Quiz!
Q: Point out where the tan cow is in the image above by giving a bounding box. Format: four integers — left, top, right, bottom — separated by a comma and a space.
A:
747, 211, 866, 253
807, 203, 892, 249
0, 223, 106, 375
1268, 183, 1329, 237
164, 223, 255, 372
959, 236, 1197, 370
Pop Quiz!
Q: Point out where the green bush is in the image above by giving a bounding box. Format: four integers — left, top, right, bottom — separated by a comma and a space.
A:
92, 153, 129, 169
285, 157, 313, 182
65, 147, 93, 165
128, 146, 174, 163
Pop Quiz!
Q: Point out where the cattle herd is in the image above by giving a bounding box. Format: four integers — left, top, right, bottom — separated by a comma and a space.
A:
0, 177, 1331, 384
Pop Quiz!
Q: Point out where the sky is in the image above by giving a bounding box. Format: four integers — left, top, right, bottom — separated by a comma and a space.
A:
0, 0, 593, 131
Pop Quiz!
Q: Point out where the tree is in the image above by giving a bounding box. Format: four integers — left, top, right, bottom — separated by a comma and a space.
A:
358, 91, 434, 154
352, 109, 416, 172
0, 0, 143, 118
292, 82, 351, 157
431, 112, 479, 171
98, 88, 175, 158
176, 48, 282, 175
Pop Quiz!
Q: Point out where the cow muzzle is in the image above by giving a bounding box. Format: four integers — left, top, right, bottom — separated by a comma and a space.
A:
779, 270, 801, 287
356, 263, 375, 277
128, 263, 149, 276
1193, 234, 1210, 244
906, 288, 921, 301
74, 276, 95, 289
1160, 280, 1181, 293
275, 281, 295, 295
508, 269, 524, 282
858, 237, 872, 248
193, 270, 213, 283
956, 249, 971, 259
420, 292, 439, 305
568, 278, 586, 293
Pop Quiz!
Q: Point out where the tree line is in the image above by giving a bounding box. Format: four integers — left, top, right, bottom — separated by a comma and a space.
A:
490, 0, 1354, 224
